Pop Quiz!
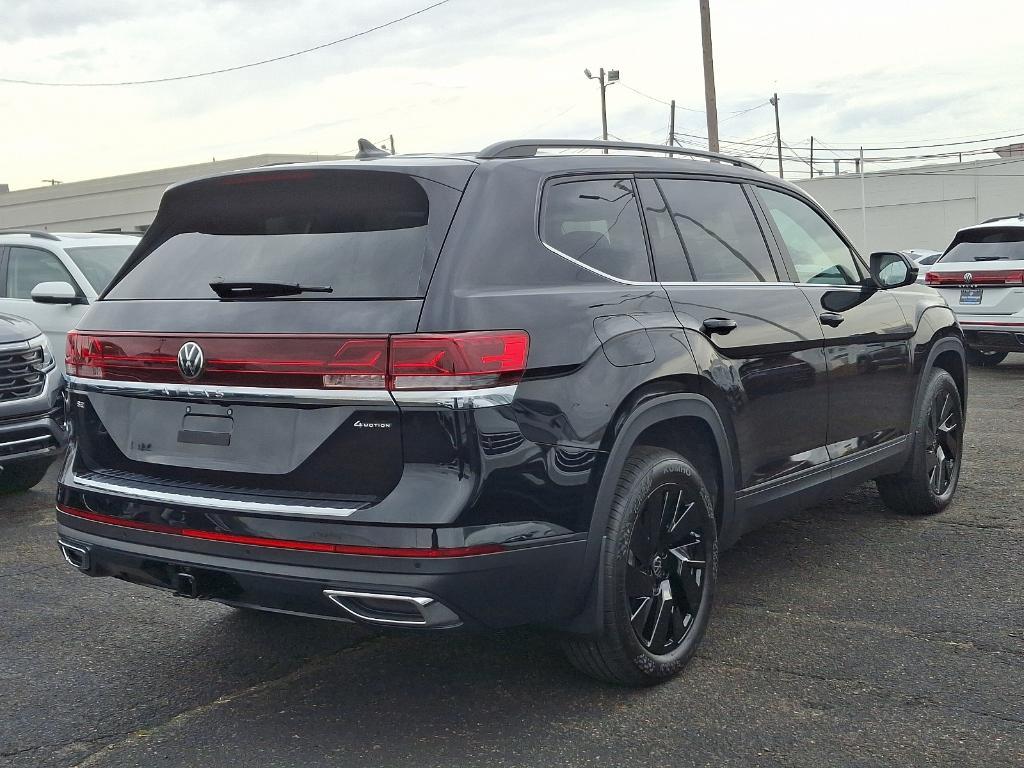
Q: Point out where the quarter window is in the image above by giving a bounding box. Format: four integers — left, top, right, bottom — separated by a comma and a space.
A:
541, 178, 651, 281
655, 179, 778, 282
5, 247, 79, 299
758, 188, 862, 285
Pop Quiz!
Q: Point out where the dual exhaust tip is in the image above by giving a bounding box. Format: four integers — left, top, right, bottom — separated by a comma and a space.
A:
58, 539, 459, 629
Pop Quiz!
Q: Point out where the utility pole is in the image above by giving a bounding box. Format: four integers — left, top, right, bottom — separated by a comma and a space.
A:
770, 92, 783, 178
809, 136, 814, 179
389, 134, 396, 155
698, 0, 719, 152
41, 179, 62, 186
668, 99, 676, 146
859, 146, 867, 252
584, 67, 618, 153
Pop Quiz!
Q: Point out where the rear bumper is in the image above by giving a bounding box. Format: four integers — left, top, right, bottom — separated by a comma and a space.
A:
55, 516, 589, 631
958, 319, 1024, 352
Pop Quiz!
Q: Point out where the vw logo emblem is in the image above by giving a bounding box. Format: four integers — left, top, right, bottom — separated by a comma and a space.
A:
177, 341, 205, 380
963, 272, 973, 284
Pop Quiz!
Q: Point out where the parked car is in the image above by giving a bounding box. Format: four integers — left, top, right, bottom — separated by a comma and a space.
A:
0, 231, 139, 359
901, 249, 943, 284
925, 214, 1024, 366
55, 139, 967, 686
0, 313, 66, 493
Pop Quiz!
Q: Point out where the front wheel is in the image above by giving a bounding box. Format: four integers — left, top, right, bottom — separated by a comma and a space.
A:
0, 457, 53, 494
965, 347, 1007, 367
561, 447, 718, 686
876, 368, 963, 515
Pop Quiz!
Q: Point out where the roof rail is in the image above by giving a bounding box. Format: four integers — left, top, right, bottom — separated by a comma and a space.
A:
979, 212, 1024, 225
476, 139, 761, 171
0, 229, 60, 241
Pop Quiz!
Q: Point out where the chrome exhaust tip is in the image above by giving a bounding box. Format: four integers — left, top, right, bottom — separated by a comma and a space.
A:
58, 539, 90, 572
323, 589, 460, 628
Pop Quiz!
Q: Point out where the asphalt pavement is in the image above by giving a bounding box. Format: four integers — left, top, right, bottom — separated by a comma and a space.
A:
2, 361, 1022, 768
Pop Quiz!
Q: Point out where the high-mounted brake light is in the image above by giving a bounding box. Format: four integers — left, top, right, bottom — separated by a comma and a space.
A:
66, 331, 529, 391
926, 270, 1024, 286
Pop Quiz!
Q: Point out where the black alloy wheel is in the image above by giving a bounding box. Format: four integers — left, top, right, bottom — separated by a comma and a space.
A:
925, 388, 961, 497
625, 484, 707, 655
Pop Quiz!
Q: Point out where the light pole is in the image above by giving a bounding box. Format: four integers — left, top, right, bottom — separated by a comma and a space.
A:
584, 67, 618, 152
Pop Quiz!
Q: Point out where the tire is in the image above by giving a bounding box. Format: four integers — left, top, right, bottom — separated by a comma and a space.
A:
876, 369, 963, 515
965, 347, 1007, 367
0, 457, 53, 494
562, 446, 718, 686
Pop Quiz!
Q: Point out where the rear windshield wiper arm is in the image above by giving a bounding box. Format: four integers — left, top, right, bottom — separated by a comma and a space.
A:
209, 280, 333, 299
972, 255, 1007, 262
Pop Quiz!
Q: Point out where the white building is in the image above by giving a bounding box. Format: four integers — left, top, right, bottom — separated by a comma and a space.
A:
0, 154, 344, 233
794, 153, 1024, 255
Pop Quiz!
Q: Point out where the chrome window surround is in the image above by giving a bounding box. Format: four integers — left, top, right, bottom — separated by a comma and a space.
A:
67, 376, 518, 409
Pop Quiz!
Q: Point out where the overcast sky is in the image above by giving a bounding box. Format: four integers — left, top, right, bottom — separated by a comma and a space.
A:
3, 0, 1022, 190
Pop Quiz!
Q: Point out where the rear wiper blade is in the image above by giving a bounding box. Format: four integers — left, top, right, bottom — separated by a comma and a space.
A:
209, 280, 333, 298
972, 256, 1006, 262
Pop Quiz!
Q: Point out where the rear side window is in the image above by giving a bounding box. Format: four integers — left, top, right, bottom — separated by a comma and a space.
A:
655, 179, 778, 282
5, 247, 80, 299
106, 170, 456, 300
939, 228, 1024, 262
541, 178, 651, 281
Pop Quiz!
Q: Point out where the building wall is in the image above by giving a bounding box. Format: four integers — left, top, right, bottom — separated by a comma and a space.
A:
0, 154, 343, 233
794, 156, 1024, 254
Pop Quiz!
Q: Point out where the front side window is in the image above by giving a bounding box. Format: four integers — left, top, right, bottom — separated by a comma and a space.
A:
64, 245, 136, 293
655, 179, 777, 282
5, 247, 79, 299
758, 187, 862, 285
541, 178, 651, 281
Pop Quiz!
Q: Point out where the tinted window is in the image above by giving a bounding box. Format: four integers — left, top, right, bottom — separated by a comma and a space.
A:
938, 228, 1024, 263
542, 178, 651, 281
65, 245, 136, 292
5, 247, 79, 299
107, 171, 452, 300
637, 179, 692, 281
657, 179, 777, 282
759, 187, 861, 285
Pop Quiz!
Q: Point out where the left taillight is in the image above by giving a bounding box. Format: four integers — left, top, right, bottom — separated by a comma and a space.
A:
66, 330, 529, 391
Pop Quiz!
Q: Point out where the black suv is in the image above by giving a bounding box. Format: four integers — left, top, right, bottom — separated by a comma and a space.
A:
56, 139, 967, 685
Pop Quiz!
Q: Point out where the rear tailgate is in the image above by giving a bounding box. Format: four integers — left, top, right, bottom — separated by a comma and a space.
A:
68, 166, 469, 508
927, 227, 1024, 315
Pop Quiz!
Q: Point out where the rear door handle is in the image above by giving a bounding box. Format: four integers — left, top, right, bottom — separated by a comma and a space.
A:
819, 312, 845, 327
702, 317, 738, 335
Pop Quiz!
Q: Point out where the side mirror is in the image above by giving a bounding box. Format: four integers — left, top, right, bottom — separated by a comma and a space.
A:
869, 252, 918, 289
30, 281, 84, 305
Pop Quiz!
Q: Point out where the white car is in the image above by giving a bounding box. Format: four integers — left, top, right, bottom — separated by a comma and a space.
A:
925, 214, 1024, 366
901, 249, 943, 283
0, 231, 138, 360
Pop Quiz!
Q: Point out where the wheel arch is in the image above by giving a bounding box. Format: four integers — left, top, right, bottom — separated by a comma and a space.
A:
558, 388, 737, 635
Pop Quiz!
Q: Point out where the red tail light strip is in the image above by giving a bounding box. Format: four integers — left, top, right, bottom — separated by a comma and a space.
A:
66, 331, 529, 391
926, 270, 1024, 286
57, 504, 504, 558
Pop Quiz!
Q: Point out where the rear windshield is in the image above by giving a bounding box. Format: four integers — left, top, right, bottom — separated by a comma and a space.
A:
106, 170, 456, 300
939, 228, 1024, 263
65, 245, 136, 292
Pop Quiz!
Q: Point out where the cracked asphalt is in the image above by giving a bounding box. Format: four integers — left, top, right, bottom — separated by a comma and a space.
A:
2, 362, 1022, 767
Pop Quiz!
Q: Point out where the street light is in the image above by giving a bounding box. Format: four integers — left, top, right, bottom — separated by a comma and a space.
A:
584, 67, 618, 152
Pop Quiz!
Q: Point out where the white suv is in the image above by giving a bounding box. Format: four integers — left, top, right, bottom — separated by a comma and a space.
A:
926, 214, 1024, 366
0, 231, 138, 360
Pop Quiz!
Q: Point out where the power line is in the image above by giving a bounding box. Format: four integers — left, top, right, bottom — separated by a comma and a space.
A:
0, 0, 452, 87
619, 83, 704, 112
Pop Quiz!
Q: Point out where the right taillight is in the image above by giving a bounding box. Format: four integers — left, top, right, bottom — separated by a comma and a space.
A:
389, 331, 529, 390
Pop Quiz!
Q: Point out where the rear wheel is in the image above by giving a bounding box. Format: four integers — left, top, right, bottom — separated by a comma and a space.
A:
561, 447, 718, 686
0, 458, 52, 495
965, 347, 1007, 367
876, 369, 963, 515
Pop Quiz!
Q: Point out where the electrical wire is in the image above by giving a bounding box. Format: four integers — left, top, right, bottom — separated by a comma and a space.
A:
0, 0, 452, 87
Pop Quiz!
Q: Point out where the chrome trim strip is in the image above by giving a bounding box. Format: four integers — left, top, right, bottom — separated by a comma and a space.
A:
67, 473, 362, 518
66, 376, 395, 405
323, 589, 434, 626
390, 384, 517, 409
58, 539, 89, 569
0, 435, 52, 449
539, 243, 798, 288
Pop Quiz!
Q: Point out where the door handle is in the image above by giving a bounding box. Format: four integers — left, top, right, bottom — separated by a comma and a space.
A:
702, 317, 738, 335
819, 312, 845, 327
